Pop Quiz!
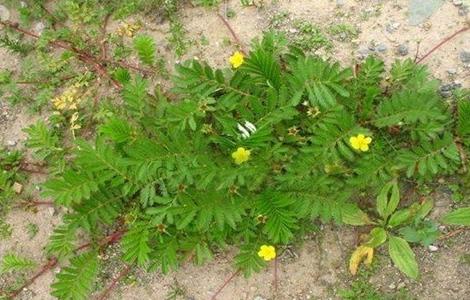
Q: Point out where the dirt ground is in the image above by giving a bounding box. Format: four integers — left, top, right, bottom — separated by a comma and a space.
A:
1, 0, 470, 299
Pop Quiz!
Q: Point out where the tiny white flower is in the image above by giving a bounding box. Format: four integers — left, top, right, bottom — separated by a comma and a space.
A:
244, 121, 257, 133
302, 101, 309, 106
241, 132, 250, 139
237, 123, 250, 138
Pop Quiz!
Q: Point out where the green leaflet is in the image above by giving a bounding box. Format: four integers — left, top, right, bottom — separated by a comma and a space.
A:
388, 236, 419, 279
51, 251, 99, 300
441, 207, 470, 226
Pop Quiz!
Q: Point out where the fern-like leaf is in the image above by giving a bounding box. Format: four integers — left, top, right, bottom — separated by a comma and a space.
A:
121, 222, 152, 266
134, 35, 156, 66
51, 251, 99, 300
42, 171, 100, 206
234, 245, 266, 277
0, 253, 36, 273
397, 133, 460, 178
288, 56, 352, 108
256, 191, 298, 244
23, 121, 62, 161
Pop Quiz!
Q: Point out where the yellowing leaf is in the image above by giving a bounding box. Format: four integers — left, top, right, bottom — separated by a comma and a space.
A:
349, 245, 374, 275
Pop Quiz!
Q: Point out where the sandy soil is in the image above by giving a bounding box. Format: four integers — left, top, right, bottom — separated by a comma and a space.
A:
1, 0, 469, 299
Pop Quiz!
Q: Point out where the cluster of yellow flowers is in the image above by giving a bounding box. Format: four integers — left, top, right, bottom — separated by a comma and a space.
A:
52, 83, 83, 112
116, 22, 141, 37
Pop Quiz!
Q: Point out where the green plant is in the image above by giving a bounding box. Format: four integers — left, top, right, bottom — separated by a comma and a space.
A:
24, 31, 469, 300
0, 253, 36, 274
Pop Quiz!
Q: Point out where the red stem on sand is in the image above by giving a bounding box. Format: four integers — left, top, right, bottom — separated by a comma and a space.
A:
416, 26, 469, 64
217, 14, 247, 54
210, 269, 240, 300
96, 264, 132, 300
7, 228, 126, 299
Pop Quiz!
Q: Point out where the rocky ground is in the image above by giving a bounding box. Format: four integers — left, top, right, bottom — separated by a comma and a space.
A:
0, 0, 469, 299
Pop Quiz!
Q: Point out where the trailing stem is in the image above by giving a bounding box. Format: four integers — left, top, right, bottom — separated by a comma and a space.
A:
416, 26, 470, 64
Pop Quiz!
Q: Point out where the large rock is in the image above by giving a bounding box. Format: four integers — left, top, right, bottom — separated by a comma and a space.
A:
408, 0, 444, 26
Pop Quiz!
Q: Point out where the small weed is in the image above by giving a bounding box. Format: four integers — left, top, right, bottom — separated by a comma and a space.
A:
165, 279, 187, 300
329, 23, 359, 42
26, 223, 39, 240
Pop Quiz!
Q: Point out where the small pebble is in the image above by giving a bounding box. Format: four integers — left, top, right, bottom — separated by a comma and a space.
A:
377, 43, 388, 52
397, 44, 409, 56
453, 0, 463, 6
386, 22, 400, 33
388, 283, 396, 290
336, 0, 346, 6
397, 282, 406, 290
357, 48, 370, 59
0, 5, 10, 21
253, 296, 267, 300
6, 140, 16, 146
13, 182, 23, 194
447, 68, 457, 75
428, 245, 439, 252
460, 50, 470, 63
34, 22, 46, 35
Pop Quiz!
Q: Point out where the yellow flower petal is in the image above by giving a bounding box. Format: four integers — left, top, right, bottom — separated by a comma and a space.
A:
258, 245, 276, 261
229, 51, 244, 68
232, 147, 251, 165
360, 144, 369, 152
364, 137, 372, 144
349, 136, 360, 150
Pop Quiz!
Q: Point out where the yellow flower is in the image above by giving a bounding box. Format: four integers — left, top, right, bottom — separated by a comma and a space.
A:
258, 245, 276, 261
231, 147, 251, 165
229, 51, 244, 68
349, 245, 374, 275
52, 84, 82, 112
117, 22, 141, 37
349, 134, 372, 152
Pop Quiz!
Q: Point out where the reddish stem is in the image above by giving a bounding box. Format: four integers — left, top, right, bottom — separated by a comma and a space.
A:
7, 228, 126, 299
8, 257, 58, 299
96, 264, 132, 300
416, 26, 470, 64
273, 257, 278, 296
217, 14, 246, 54
210, 269, 240, 300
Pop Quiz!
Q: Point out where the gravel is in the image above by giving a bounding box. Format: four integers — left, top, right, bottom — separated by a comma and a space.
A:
460, 50, 470, 63
397, 44, 409, 56
377, 43, 388, 52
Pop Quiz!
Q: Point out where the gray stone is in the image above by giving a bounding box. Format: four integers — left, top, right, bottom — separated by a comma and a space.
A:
0, 5, 10, 21
397, 44, 409, 56
453, 0, 463, 6
458, 6, 469, 16
460, 50, 470, 63
428, 245, 439, 252
336, 0, 346, 6
408, 0, 444, 26
253, 296, 267, 300
357, 48, 370, 59
6, 140, 16, 146
388, 283, 397, 290
34, 22, 46, 35
377, 43, 388, 52
386, 22, 400, 33
447, 68, 457, 75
